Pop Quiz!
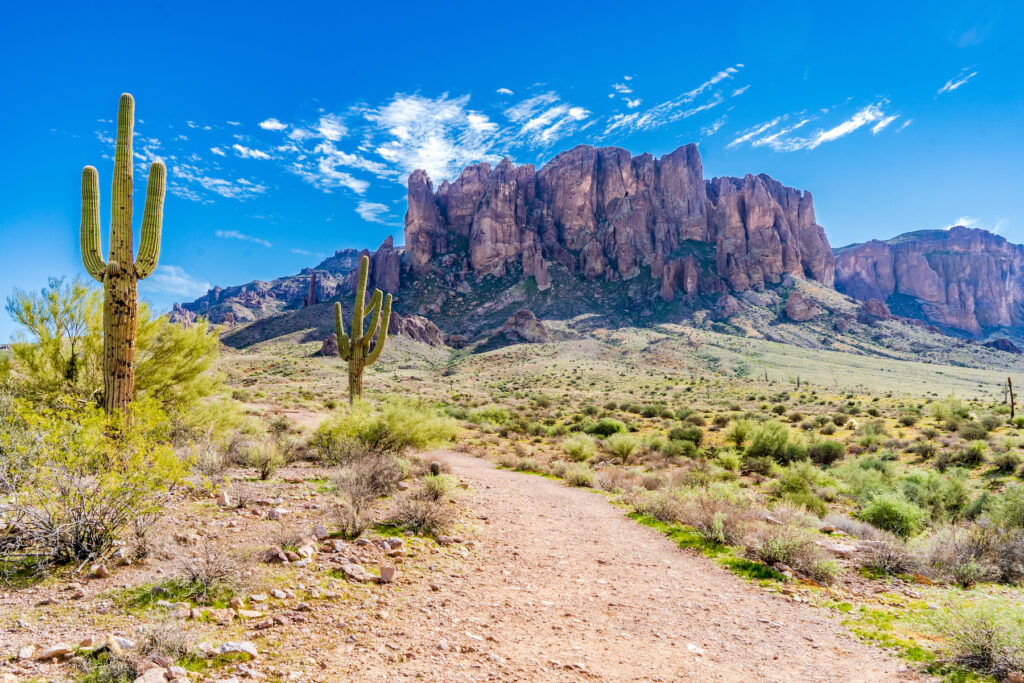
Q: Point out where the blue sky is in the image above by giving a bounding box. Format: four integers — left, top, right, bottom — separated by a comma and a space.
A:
2, 0, 1022, 341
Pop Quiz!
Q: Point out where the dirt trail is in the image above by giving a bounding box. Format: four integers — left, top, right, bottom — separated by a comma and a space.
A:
361, 451, 924, 682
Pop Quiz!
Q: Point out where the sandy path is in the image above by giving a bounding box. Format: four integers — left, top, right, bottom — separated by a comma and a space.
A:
352, 451, 924, 682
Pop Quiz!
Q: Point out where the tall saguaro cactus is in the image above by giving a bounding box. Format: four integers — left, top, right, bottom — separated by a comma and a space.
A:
334, 255, 392, 403
81, 93, 166, 414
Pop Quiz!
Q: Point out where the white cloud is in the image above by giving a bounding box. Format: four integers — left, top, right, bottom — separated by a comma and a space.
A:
937, 68, 978, 95
232, 144, 271, 160
944, 216, 1009, 233
366, 93, 504, 180
727, 117, 782, 148
315, 114, 347, 141
259, 118, 288, 131
730, 102, 899, 152
625, 98, 642, 109
356, 200, 395, 224
871, 115, 900, 134
496, 87, 514, 96
602, 65, 741, 135
210, 146, 226, 156
215, 229, 272, 247
732, 85, 750, 97
168, 164, 268, 201
612, 83, 633, 94
896, 119, 913, 132
701, 116, 727, 137
291, 248, 325, 258
142, 265, 210, 298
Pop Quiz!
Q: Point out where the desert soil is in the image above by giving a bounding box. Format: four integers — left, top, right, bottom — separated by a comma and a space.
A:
350, 451, 924, 682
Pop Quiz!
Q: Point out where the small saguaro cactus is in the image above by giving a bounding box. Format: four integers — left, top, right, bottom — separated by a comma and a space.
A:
80, 93, 166, 414
334, 255, 392, 403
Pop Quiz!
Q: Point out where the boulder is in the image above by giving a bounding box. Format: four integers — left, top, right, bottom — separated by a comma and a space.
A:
500, 310, 549, 343
784, 292, 818, 322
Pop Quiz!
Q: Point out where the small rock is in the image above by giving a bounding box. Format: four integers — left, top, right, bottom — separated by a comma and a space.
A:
312, 525, 330, 540
134, 667, 168, 683
819, 525, 837, 533
90, 563, 111, 578
17, 644, 35, 660
228, 597, 245, 609
37, 643, 74, 660
296, 545, 316, 559
217, 490, 232, 507
270, 589, 287, 599
379, 566, 397, 584
250, 593, 268, 603
214, 641, 258, 658
686, 643, 705, 656
339, 563, 371, 582
267, 508, 288, 521
1006, 673, 1024, 683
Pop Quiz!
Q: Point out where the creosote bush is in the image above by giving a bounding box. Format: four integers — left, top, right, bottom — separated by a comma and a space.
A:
561, 433, 596, 462
310, 398, 458, 462
604, 432, 639, 461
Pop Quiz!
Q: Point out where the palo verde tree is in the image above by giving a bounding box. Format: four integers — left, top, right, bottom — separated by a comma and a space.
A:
334, 255, 392, 403
80, 93, 166, 414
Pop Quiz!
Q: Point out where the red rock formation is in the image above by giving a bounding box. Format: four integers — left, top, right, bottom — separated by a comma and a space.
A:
500, 309, 549, 343
404, 144, 834, 300
835, 226, 1024, 336
784, 291, 818, 321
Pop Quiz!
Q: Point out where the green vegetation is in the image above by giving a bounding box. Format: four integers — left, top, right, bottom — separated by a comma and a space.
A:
334, 254, 392, 403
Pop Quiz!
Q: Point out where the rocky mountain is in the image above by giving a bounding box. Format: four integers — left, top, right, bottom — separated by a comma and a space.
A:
406, 144, 835, 300
834, 226, 1024, 338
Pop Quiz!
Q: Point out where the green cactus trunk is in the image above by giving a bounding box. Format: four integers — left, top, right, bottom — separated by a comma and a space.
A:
334, 255, 392, 404
80, 94, 165, 414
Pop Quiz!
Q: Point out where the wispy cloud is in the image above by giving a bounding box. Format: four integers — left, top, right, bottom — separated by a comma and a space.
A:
944, 216, 1009, 233
142, 265, 210, 298
356, 200, 397, 224
210, 146, 226, 156
937, 68, 978, 95
701, 116, 728, 137
496, 87, 514, 96
232, 143, 271, 160
291, 247, 325, 258
602, 64, 743, 135
729, 102, 899, 152
169, 163, 268, 201
215, 229, 272, 247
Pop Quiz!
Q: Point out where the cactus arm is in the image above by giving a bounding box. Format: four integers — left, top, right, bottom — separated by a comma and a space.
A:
109, 93, 134, 272
80, 166, 106, 282
362, 289, 383, 347
135, 161, 165, 279
352, 255, 369, 343
364, 294, 392, 366
334, 302, 351, 360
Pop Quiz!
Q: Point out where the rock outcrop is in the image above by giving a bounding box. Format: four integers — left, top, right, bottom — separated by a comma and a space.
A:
835, 226, 1024, 337
784, 292, 818, 322
389, 313, 445, 346
404, 144, 835, 301
500, 310, 549, 343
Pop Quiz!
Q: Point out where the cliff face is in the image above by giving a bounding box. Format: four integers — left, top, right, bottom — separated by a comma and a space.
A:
834, 226, 1024, 337
405, 144, 835, 301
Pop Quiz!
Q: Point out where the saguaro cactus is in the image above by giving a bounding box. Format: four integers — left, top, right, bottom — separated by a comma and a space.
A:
334, 255, 392, 403
80, 93, 166, 414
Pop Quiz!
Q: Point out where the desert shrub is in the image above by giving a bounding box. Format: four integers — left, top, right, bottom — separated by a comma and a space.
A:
958, 421, 989, 441
781, 491, 827, 518
0, 397, 186, 567
467, 405, 510, 426
675, 485, 751, 545
742, 455, 776, 475
311, 398, 457, 461
332, 452, 406, 538
624, 488, 680, 523
771, 404, 787, 415
604, 432, 639, 461
859, 496, 927, 538
717, 451, 741, 471
925, 598, 1024, 678
819, 422, 837, 435
862, 537, 918, 575
808, 439, 845, 466
929, 398, 970, 424
175, 541, 241, 604
384, 495, 457, 535
831, 413, 850, 427
988, 483, 1024, 529
898, 411, 920, 427
247, 442, 284, 480
991, 451, 1022, 473
856, 419, 889, 449
723, 418, 754, 448
908, 440, 938, 459
5, 278, 219, 411
745, 421, 791, 463
921, 523, 1004, 587
747, 524, 833, 581
956, 440, 988, 467
668, 425, 703, 446
564, 464, 595, 488
900, 469, 969, 523
662, 439, 698, 459
561, 434, 596, 462
418, 474, 456, 501
586, 418, 627, 437
979, 414, 1003, 431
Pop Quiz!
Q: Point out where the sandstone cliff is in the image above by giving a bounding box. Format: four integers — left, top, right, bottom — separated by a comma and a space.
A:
834, 226, 1024, 337
404, 144, 835, 301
